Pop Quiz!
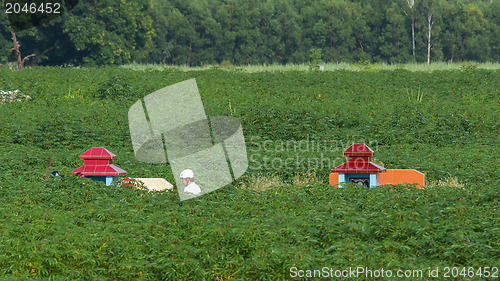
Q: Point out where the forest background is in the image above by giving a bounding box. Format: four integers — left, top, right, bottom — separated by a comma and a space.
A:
0, 0, 499, 67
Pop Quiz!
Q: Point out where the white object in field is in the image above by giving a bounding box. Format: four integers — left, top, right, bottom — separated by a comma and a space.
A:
133, 178, 173, 192
179, 169, 194, 179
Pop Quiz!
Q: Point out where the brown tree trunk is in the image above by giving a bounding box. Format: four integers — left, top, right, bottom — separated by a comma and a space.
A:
10, 29, 35, 70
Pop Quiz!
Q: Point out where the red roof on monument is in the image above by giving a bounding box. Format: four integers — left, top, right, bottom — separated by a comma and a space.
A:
331, 161, 385, 173
79, 147, 117, 159
72, 147, 127, 176
343, 144, 374, 157
331, 144, 385, 173
72, 164, 127, 176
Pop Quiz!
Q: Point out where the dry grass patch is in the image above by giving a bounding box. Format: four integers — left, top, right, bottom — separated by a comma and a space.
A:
239, 172, 323, 191
426, 176, 466, 189
239, 173, 284, 191
292, 172, 320, 186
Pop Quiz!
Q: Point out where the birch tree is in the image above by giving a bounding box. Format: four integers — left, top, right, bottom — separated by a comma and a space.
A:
427, 13, 432, 64
405, 0, 416, 60
418, 0, 436, 64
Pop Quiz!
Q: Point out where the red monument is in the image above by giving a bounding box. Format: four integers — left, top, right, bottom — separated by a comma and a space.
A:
72, 147, 127, 186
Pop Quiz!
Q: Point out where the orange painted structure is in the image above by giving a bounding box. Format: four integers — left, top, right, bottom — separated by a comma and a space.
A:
378, 169, 425, 188
329, 172, 339, 186
329, 144, 425, 188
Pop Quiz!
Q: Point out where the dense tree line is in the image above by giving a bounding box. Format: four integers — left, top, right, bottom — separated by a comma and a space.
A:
0, 0, 498, 66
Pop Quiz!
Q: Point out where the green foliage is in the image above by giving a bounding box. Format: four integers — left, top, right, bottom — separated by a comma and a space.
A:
69, 0, 153, 65
0, 10, 12, 63
0, 176, 497, 279
460, 63, 478, 72
96, 76, 135, 100
308, 48, 322, 70
0, 67, 498, 279
1, 0, 499, 66
353, 59, 379, 71
379, 2, 412, 63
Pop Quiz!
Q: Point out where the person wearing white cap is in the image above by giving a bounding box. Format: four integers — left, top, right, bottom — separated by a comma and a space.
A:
180, 169, 201, 195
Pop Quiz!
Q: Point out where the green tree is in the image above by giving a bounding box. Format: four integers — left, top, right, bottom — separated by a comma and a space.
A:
400, 0, 416, 61
212, 1, 236, 63
481, 1, 500, 62
379, 2, 411, 63
462, 4, 490, 61
0, 14, 73, 68
308, 47, 322, 70
310, 0, 356, 62
166, 0, 224, 65
62, 0, 154, 65
312, 19, 326, 48
348, 2, 373, 61
2, 0, 498, 66
414, 0, 445, 64
229, 0, 263, 64
249, 1, 280, 63
0, 9, 13, 66
441, 2, 490, 62
291, 0, 317, 62
145, 0, 174, 64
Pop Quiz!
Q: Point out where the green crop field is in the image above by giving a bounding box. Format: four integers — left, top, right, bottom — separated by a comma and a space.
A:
0, 66, 498, 280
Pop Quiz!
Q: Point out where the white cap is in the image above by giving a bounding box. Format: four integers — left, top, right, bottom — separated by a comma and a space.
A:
180, 169, 194, 179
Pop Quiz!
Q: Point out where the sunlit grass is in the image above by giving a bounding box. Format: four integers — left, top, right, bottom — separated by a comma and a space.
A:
122, 61, 500, 72
426, 176, 467, 189
291, 172, 321, 186
238, 172, 324, 191
239, 172, 284, 191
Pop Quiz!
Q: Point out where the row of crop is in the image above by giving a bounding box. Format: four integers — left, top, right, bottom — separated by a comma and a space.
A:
0, 177, 497, 279
0, 96, 495, 153
1, 68, 497, 146
0, 68, 498, 187
0, 100, 493, 151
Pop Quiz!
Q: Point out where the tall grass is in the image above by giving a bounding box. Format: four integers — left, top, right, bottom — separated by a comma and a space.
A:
122, 61, 500, 72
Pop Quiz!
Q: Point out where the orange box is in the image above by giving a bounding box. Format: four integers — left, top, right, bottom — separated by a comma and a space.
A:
329, 172, 339, 186
378, 169, 425, 188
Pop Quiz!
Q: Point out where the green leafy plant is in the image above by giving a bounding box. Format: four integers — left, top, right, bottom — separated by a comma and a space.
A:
308, 48, 323, 71
96, 76, 135, 100
0, 66, 498, 279
353, 59, 379, 71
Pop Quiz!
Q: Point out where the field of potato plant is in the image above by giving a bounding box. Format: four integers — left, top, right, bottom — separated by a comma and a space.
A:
0, 65, 498, 280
